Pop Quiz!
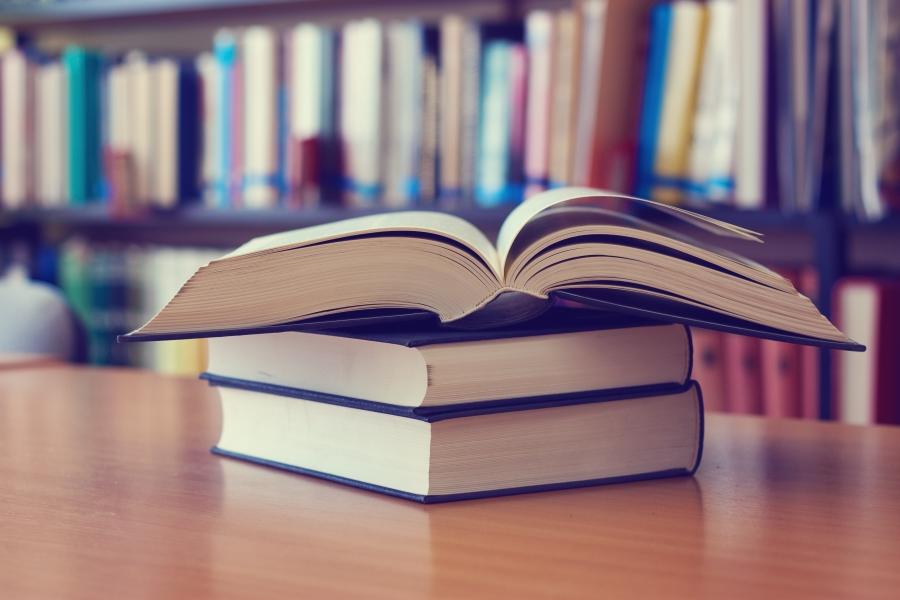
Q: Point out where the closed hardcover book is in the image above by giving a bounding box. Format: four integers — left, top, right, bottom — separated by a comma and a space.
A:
208, 378, 705, 503
202, 312, 693, 409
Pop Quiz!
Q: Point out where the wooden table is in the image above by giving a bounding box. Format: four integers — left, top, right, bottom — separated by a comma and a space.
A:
1, 367, 899, 599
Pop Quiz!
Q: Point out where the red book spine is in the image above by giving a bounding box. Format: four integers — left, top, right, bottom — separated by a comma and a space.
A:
230, 56, 244, 207
691, 328, 727, 412
760, 339, 802, 417
723, 334, 763, 414
799, 268, 820, 419
760, 268, 803, 418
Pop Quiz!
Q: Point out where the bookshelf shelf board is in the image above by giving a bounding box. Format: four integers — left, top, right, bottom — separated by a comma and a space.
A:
0, 0, 524, 28
0, 204, 514, 246
0, 0, 312, 25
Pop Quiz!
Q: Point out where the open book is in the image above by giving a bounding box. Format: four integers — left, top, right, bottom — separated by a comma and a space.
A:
125, 187, 861, 350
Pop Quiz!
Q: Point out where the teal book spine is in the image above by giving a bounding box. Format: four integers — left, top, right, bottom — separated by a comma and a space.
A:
213, 31, 237, 209
635, 3, 672, 199
64, 47, 101, 204
475, 41, 512, 207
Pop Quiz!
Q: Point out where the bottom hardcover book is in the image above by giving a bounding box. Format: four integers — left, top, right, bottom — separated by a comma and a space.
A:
208, 379, 705, 503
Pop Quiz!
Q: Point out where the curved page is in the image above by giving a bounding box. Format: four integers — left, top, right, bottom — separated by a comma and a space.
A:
496, 187, 762, 274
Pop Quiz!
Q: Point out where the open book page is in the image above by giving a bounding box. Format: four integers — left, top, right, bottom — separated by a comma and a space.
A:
504, 205, 787, 290
224, 211, 502, 276
496, 187, 763, 275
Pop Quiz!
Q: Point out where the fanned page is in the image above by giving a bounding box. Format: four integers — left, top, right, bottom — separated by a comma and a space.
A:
495, 187, 856, 347
496, 186, 762, 275
131, 211, 507, 337
227, 211, 501, 275
127, 186, 859, 349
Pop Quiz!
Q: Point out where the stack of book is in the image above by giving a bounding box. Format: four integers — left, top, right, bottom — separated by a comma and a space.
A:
201, 311, 703, 502
124, 188, 861, 501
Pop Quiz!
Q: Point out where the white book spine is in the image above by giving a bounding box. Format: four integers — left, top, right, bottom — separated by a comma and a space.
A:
126, 52, 155, 204
524, 11, 555, 196
153, 59, 178, 208
341, 19, 384, 205
571, 0, 608, 186
687, 0, 738, 202
2, 50, 30, 208
734, 0, 765, 208
36, 62, 66, 207
652, 1, 708, 201
242, 26, 279, 209
196, 52, 220, 208
384, 21, 423, 206
290, 24, 323, 142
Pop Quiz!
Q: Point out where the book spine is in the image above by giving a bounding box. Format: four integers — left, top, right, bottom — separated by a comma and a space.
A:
691, 327, 727, 412
242, 26, 279, 209
734, 0, 766, 208
722, 333, 763, 414
635, 3, 672, 199
524, 11, 554, 197
475, 40, 512, 206
651, 1, 709, 204
686, 0, 738, 202
213, 30, 236, 209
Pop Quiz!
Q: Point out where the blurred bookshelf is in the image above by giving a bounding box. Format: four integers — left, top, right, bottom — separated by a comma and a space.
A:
1, 0, 899, 424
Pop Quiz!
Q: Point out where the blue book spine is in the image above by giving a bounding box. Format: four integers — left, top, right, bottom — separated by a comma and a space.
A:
213, 32, 236, 209
635, 3, 672, 199
178, 62, 200, 202
475, 41, 512, 207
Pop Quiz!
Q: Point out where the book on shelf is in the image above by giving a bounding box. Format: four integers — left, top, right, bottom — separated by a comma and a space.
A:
691, 327, 726, 412
123, 187, 859, 351
834, 277, 900, 425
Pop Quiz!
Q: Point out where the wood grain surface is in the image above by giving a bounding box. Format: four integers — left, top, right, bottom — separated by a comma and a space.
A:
1, 366, 899, 599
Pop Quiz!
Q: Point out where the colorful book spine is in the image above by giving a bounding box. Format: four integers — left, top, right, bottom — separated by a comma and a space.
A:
636, 3, 673, 199
523, 11, 554, 197
63, 46, 102, 205
1, 47, 32, 208
242, 26, 279, 208
213, 30, 237, 208
651, 1, 708, 203
476, 40, 512, 206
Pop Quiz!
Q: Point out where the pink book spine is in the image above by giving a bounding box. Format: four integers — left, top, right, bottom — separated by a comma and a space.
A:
691, 328, 727, 412
508, 43, 528, 195
524, 14, 554, 197
723, 334, 763, 415
799, 268, 820, 419
230, 57, 244, 207
761, 268, 803, 418
760, 340, 802, 418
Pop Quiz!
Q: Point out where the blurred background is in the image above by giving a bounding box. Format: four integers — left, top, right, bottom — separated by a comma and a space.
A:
0, 0, 897, 424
